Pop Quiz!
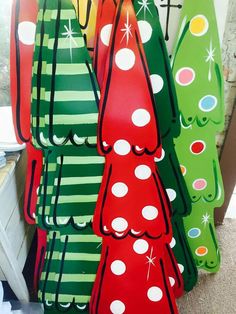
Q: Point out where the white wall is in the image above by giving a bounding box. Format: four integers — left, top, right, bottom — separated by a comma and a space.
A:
154, 0, 229, 55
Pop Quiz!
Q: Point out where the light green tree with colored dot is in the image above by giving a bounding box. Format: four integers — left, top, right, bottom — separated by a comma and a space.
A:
172, 0, 225, 272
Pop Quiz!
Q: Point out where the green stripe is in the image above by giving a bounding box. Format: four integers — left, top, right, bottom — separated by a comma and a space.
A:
32, 87, 45, 101
48, 232, 61, 240
48, 37, 84, 50
37, 206, 50, 215
33, 61, 91, 76
29, 131, 97, 146
35, 9, 77, 21
39, 291, 90, 303
51, 252, 101, 261
32, 117, 44, 127
33, 61, 47, 74
45, 112, 98, 124
48, 163, 57, 171
54, 194, 98, 204
51, 9, 76, 20
60, 156, 105, 165
55, 176, 102, 185
37, 210, 94, 222
35, 34, 49, 47
46, 63, 92, 75
56, 216, 93, 223
36, 10, 51, 22
44, 91, 99, 102
41, 273, 96, 282
38, 186, 53, 194
60, 234, 101, 243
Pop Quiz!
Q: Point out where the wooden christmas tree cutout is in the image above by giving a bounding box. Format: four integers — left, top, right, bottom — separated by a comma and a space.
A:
172, 0, 225, 273
10, 0, 47, 291
92, 1, 179, 312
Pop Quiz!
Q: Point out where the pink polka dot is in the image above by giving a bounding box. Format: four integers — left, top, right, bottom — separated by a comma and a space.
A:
193, 179, 207, 191
176, 67, 195, 86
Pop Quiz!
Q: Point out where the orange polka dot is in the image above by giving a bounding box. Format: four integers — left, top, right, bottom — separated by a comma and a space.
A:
180, 165, 187, 176
195, 246, 208, 257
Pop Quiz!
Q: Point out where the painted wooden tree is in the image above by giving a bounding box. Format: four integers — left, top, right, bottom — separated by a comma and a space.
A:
93, 0, 197, 292
133, 0, 198, 291
10, 0, 47, 291
91, 1, 179, 313
94, 1, 186, 297
172, 0, 225, 272
31, 0, 104, 312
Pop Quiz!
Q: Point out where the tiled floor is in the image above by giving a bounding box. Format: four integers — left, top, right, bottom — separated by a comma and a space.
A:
225, 185, 236, 218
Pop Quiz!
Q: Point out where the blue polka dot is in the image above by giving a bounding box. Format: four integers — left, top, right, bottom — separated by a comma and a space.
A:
188, 228, 201, 238
199, 95, 217, 112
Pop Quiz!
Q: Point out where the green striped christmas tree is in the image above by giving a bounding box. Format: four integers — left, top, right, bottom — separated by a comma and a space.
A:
31, 0, 104, 312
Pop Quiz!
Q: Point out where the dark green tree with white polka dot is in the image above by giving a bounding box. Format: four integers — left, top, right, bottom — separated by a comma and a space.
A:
133, 0, 198, 291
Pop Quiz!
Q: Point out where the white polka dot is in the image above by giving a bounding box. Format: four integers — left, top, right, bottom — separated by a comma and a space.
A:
111, 218, 128, 232
147, 287, 163, 302
135, 165, 152, 180
166, 189, 177, 202
111, 182, 128, 198
150, 74, 164, 94
110, 300, 125, 314
18, 21, 36, 45
169, 237, 176, 248
133, 239, 149, 254
154, 149, 165, 162
138, 20, 153, 43
114, 139, 131, 156
115, 48, 135, 71
178, 264, 184, 274
169, 277, 175, 287
100, 24, 112, 46
103, 141, 109, 147
131, 109, 151, 127
111, 260, 126, 275
142, 206, 158, 220
135, 145, 144, 152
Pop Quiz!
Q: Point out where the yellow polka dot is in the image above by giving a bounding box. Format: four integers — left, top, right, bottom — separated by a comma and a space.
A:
195, 246, 208, 257
190, 15, 209, 37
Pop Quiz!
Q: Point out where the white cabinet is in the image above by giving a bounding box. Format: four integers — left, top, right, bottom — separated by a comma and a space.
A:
0, 151, 35, 302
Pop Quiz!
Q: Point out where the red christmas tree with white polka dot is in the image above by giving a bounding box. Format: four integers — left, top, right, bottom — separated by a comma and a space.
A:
91, 1, 179, 313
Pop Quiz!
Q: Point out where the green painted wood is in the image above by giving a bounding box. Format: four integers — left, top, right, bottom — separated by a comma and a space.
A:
31, 1, 104, 311
36, 146, 104, 230
174, 123, 224, 272
171, 214, 198, 292
38, 227, 101, 312
172, 0, 225, 273
172, 0, 225, 131
133, 0, 197, 291
174, 124, 224, 207
31, 0, 100, 148
133, 0, 180, 139
183, 201, 221, 272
